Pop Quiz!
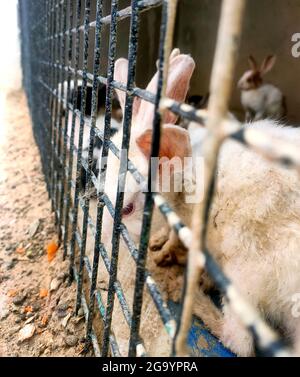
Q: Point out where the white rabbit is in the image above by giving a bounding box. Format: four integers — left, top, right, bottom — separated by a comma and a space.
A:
238, 55, 286, 122
62, 79, 122, 153
151, 118, 300, 357
98, 49, 195, 246
57, 79, 122, 192
85, 49, 197, 356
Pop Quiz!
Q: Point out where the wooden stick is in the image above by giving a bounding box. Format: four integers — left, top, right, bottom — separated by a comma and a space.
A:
175, 0, 246, 356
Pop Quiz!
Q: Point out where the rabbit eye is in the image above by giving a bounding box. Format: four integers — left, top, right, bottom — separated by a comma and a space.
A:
122, 202, 135, 217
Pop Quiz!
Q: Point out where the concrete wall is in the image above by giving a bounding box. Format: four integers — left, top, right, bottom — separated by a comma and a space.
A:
174, 0, 300, 123
83, 1, 161, 85
84, 0, 300, 123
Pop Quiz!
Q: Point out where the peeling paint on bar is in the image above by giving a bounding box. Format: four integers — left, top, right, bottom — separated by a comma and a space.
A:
42, 0, 163, 42
101, 0, 141, 357
165, 319, 177, 339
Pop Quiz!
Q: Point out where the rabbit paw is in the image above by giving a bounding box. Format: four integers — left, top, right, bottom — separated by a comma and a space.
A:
220, 308, 254, 357
149, 229, 187, 267
148, 228, 170, 252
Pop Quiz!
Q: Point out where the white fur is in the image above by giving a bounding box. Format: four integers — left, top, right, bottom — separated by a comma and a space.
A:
241, 84, 285, 121
66, 109, 121, 161
238, 55, 285, 122
190, 120, 300, 355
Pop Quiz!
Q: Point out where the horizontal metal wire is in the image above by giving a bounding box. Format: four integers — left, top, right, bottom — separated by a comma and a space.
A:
39, 60, 157, 105
38, 0, 163, 43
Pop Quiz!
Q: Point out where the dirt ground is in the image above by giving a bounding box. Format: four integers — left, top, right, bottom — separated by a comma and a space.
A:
0, 90, 92, 357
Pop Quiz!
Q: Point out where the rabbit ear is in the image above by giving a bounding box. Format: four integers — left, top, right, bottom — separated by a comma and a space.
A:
114, 58, 128, 114
248, 55, 258, 71
136, 124, 191, 161
156, 49, 180, 70
170, 48, 181, 60
114, 58, 141, 118
260, 55, 276, 75
135, 52, 195, 131
164, 54, 196, 123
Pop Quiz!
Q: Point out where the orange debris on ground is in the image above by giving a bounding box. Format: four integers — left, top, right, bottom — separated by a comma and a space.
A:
16, 247, 25, 255
39, 289, 48, 298
7, 289, 18, 297
40, 314, 49, 327
24, 306, 33, 313
47, 241, 59, 262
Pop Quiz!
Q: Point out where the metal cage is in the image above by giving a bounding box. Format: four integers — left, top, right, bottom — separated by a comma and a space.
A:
18, 0, 298, 357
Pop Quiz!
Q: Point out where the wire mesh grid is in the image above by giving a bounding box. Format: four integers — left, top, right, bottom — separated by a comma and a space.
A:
18, 0, 299, 357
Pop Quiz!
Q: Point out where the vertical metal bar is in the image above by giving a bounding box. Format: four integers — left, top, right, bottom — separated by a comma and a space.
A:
55, 0, 69, 241
63, 0, 82, 260
174, 0, 247, 356
53, 0, 65, 220
50, 0, 63, 222
128, 0, 178, 357
37, 1, 48, 188
48, 0, 58, 210
102, 0, 141, 357
40, 0, 48, 191
59, 0, 74, 242
75, 0, 104, 314
85, 0, 119, 351
68, 0, 91, 285
39, 0, 51, 193
46, 0, 53, 194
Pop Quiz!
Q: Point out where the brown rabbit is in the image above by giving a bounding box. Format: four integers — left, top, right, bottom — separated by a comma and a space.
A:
238, 55, 286, 122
